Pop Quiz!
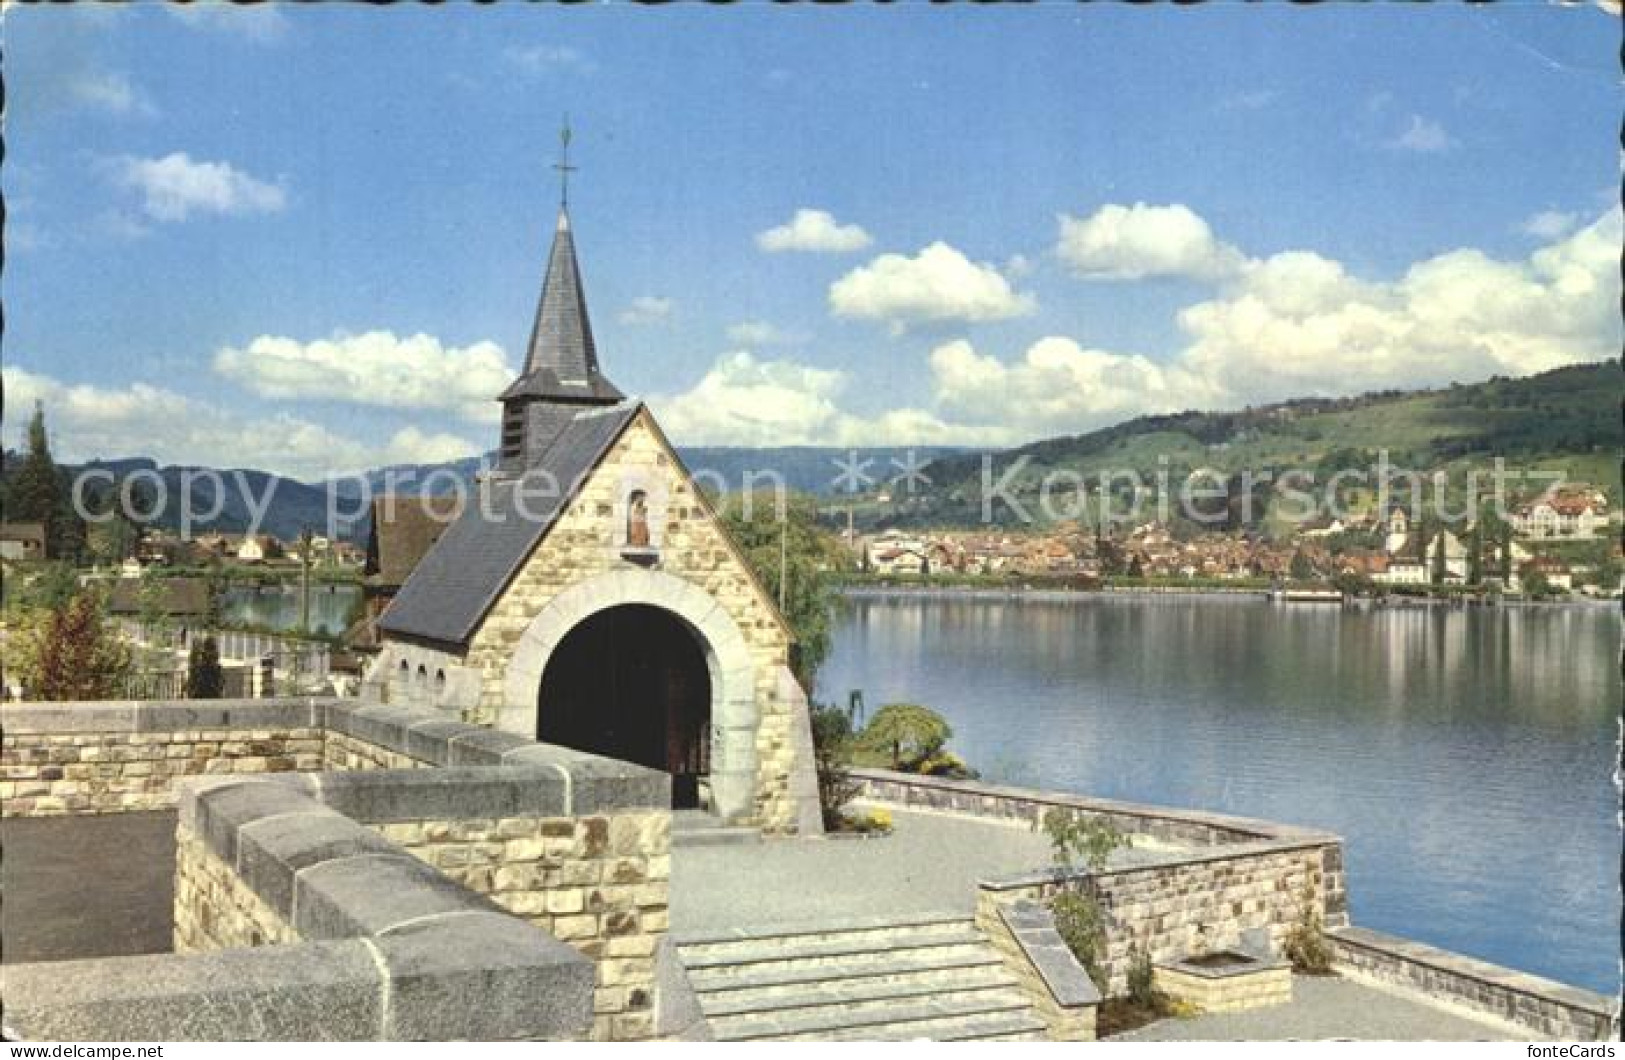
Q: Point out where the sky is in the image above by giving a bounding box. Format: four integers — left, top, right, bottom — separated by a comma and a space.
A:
4, 3, 1620, 480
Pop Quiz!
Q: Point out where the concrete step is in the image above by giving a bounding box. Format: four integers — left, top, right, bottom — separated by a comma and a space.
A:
697, 961, 1018, 1017
678, 918, 980, 967
708, 989, 1040, 1042
676, 913, 1051, 1042
684, 947, 1008, 994
799, 1010, 1051, 1043
671, 811, 760, 848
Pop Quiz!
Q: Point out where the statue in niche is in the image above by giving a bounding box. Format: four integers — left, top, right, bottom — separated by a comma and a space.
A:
627, 490, 651, 548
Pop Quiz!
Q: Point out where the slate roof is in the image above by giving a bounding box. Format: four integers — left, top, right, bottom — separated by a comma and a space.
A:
499, 210, 623, 405
106, 577, 211, 618
376, 402, 642, 647
364, 494, 463, 589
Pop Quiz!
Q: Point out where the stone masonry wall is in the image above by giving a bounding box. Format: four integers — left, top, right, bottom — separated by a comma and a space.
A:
2, 726, 323, 816
324, 730, 425, 772
174, 826, 297, 952
374, 810, 670, 1041
462, 411, 805, 832
981, 842, 1342, 997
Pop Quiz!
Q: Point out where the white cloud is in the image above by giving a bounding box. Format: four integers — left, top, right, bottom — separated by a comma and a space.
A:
379, 426, 483, 466
167, 4, 289, 42
1389, 114, 1456, 153
503, 45, 595, 75
213, 331, 515, 423
726, 321, 803, 347
68, 71, 156, 117
618, 296, 675, 327
1520, 210, 1580, 240
756, 209, 874, 253
113, 153, 286, 222
650, 352, 983, 447
1, 366, 472, 480
929, 337, 1225, 442
1055, 203, 1247, 282
1174, 208, 1622, 402
829, 242, 1037, 331
911, 207, 1623, 438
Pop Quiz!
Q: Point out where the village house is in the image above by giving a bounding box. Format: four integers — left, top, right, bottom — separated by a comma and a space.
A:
0, 521, 47, 562
1512, 488, 1609, 540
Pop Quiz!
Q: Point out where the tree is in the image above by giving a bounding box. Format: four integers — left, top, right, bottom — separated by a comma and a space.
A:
6, 589, 132, 701
1466, 522, 1483, 586
1429, 530, 1448, 586
860, 702, 952, 770
3, 402, 84, 562
185, 636, 225, 699
1289, 550, 1315, 581
719, 492, 847, 688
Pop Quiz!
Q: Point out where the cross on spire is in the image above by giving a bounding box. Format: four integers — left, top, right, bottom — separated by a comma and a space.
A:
553, 117, 577, 210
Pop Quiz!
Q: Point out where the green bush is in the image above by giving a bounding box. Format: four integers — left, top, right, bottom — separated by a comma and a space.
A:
1126, 945, 1161, 1009
185, 636, 225, 700
859, 702, 953, 770
809, 706, 861, 831
1052, 889, 1108, 989
1282, 881, 1334, 974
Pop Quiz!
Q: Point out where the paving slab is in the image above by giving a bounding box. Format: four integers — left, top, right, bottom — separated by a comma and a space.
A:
2, 812, 177, 964
1112, 974, 1521, 1041
670, 805, 1168, 937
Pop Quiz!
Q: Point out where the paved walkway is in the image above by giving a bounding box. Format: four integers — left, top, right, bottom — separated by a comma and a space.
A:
1114, 975, 1518, 1041
671, 804, 1166, 938
1, 811, 176, 964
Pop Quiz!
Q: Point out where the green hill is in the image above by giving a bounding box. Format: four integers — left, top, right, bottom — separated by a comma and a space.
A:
858, 360, 1620, 532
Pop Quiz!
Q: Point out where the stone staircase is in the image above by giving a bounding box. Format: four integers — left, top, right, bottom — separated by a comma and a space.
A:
675, 913, 1048, 1041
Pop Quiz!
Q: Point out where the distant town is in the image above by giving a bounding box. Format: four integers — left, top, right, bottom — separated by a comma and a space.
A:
848, 483, 1618, 600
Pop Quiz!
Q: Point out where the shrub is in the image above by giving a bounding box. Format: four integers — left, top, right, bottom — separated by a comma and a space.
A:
185, 636, 225, 700
810, 705, 861, 830
859, 703, 952, 770
1043, 808, 1128, 874
1125, 946, 1161, 1009
1043, 809, 1131, 992
1051, 889, 1109, 990
1283, 881, 1334, 974
4, 590, 132, 701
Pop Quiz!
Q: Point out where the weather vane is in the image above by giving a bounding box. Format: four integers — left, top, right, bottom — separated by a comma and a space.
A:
553, 117, 577, 210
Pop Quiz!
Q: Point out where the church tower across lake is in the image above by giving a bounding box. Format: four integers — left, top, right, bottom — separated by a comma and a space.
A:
371, 133, 821, 833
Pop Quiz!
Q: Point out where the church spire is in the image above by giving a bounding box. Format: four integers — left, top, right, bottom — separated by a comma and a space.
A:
497, 121, 623, 470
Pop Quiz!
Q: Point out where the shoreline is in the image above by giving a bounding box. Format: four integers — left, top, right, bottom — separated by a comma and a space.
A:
838, 583, 1619, 608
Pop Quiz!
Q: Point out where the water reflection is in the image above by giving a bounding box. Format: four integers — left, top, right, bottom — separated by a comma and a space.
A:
818, 594, 1620, 994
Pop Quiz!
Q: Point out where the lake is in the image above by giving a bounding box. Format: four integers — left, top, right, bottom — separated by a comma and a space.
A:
816, 591, 1621, 995
220, 583, 362, 637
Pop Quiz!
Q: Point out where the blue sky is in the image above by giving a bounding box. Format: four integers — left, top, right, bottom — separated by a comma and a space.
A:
5, 3, 1620, 478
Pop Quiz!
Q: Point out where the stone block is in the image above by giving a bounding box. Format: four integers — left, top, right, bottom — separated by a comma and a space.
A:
404, 719, 484, 765
447, 728, 532, 766
293, 853, 500, 939
191, 778, 327, 864
295, 767, 569, 824
236, 809, 400, 916
1, 939, 384, 1041
135, 701, 310, 735
374, 912, 594, 1041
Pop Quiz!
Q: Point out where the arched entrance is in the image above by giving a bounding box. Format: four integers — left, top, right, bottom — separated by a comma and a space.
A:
537, 604, 711, 808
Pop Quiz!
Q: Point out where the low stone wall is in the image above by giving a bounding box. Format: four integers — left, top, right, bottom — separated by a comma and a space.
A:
1, 698, 682, 1042
856, 770, 1346, 998
980, 899, 1099, 1041
1, 700, 326, 816
851, 767, 1330, 847
1329, 926, 1619, 1042
5, 775, 597, 1041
